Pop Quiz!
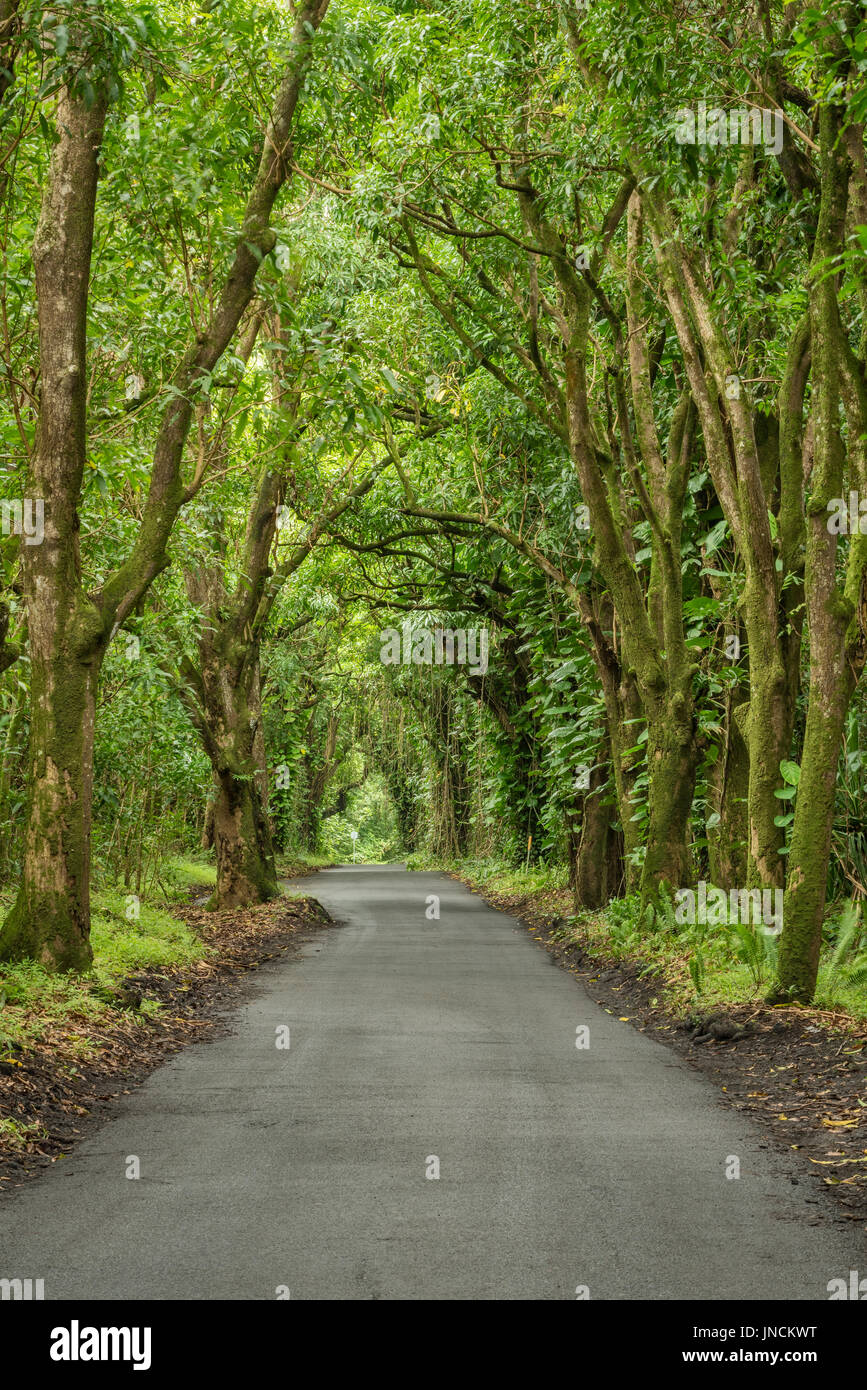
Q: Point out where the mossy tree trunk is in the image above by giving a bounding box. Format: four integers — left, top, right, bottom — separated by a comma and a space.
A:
707, 695, 750, 889
637, 172, 802, 892
178, 396, 385, 892
1, 626, 104, 969
0, 2, 331, 970
185, 658, 279, 911
574, 742, 620, 908
429, 683, 472, 858
179, 470, 283, 908
516, 185, 699, 905
0, 601, 18, 676
0, 89, 107, 971
182, 652, 280, 909
776, 92, 867, 1002
209, 723, 280, 910
594, 630, 644, 890
558, 13, 805, 897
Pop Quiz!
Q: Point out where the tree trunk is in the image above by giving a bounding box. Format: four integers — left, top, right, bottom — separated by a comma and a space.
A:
575, 767, 617, 909
1, 632, 102, 968
775, 94, 867, 1001
2, 2, 330, 968
741, 594, 791, 888
0, 87, 106, 970
180, 628, 280, 909
210, 764, 279, 910
640, 695, 697, 897
707, 695, 750, 889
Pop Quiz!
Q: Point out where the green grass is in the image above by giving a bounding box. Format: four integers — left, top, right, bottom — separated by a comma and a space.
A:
0, 883, 208, 1056
0, 849, 335, 1064
444, 863, 867, 1026
90, 889, 205, 973
405, 854, 571, 895
133, 854, 217, 902
275, 850, 334, 876
165, 856, 217, 890
568, 895, 867, 1023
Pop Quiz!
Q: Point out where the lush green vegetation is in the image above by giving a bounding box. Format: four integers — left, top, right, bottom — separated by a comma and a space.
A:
438, 858, 867, 1022
0, 877, 207, 1056
1, 0, 867, 1014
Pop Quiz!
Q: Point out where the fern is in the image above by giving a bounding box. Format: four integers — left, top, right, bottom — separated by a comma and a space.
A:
689, 946, 706, 995
820, 899, 867, 1002
731, 921, 768, 988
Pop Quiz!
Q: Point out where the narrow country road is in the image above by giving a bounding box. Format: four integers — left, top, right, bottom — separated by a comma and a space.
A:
1, 866, 863, 1300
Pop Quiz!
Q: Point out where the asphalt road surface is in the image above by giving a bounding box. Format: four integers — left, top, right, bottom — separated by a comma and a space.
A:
1, 864, 863, 1300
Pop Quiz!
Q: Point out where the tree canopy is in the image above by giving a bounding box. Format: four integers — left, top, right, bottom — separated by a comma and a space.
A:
1, 0, 867, 1008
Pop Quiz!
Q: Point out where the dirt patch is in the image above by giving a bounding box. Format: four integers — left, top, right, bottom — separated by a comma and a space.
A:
457, 876, 867, 1231
0, 894, 334, 1195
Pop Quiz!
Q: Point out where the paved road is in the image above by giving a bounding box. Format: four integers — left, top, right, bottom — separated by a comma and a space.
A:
1, 865, 863, 1300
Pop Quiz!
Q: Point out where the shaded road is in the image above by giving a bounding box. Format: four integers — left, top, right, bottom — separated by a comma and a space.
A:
0, 865, 863, 1299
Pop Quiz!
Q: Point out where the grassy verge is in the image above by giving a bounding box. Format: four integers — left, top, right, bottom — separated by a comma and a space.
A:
413, 857, 867, 1026
0, 883, 208, 1058
163, 855, 217, 894
275, 851, 334, 877
0, 851, 330, 1062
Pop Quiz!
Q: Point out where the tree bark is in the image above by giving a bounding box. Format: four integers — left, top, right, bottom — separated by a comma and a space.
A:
0, 88, 106, 969
1, 2, 330, 967
574, 742, 620, 908
707, 694, 750, 889
776, 91, 867, 1001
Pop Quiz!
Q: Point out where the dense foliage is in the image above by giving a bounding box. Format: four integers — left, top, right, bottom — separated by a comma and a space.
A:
1, 0, 867, 1007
